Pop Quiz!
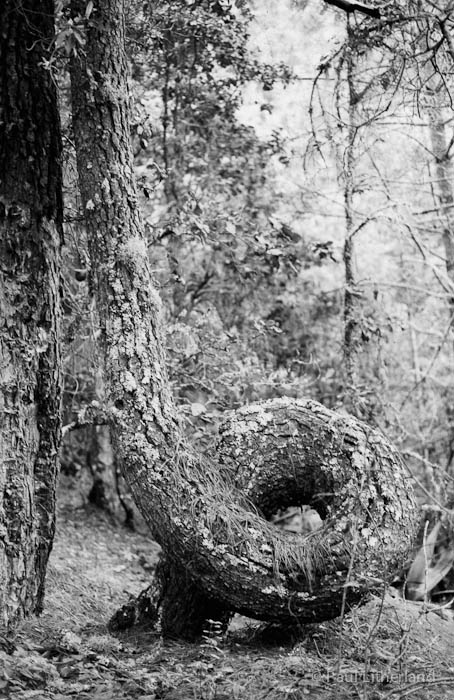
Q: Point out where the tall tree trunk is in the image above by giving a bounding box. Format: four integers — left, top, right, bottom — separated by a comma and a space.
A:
0, 1, 63, 629
69, 0, 417, 638
427, 107, 454, 308
420, 32, 454, 483
342, 18, 363, 417
426, 99, 454, 487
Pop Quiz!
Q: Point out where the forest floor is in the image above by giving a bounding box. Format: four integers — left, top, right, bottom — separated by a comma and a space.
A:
2, 479, 454, 700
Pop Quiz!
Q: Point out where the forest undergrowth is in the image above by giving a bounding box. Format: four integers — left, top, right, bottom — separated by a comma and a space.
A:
1, 478, 454, 700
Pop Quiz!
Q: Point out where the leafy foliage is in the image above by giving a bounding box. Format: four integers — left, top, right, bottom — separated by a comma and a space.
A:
124, 0, 323, 423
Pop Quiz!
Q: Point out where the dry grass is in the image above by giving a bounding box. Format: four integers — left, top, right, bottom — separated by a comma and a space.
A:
1, 482, 454, 700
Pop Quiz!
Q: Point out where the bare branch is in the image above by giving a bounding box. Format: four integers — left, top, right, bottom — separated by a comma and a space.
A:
323, 0, 381, 19
62, 401, 110, 437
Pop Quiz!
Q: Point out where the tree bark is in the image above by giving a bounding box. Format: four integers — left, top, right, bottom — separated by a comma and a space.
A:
70, 0, 417, 638
0, 1, 63, 629
419, 28, 454, 487
342, 18, 364, 417
111, 397, 418, 636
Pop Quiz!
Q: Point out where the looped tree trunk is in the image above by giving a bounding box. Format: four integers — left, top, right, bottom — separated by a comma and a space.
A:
110, 397, 417, 639
218, 398, 416, 586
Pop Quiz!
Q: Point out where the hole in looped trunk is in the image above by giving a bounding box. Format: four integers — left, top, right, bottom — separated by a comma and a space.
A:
270, 505, 324, 535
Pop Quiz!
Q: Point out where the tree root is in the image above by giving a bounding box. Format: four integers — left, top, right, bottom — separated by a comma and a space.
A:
109, 556, 231, 641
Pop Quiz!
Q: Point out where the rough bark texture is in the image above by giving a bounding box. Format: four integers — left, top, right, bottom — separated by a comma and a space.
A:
342, 19, 363, 417
218, 399, 416, 579
111, 398, 418, 635
70, 0, 417, 638
109, 554, 231, 638
0, 1, 63, 628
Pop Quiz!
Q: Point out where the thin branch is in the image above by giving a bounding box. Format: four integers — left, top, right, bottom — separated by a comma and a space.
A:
323, 0, 381, 19
400, 310, 454, 409
62, 401, 110, 437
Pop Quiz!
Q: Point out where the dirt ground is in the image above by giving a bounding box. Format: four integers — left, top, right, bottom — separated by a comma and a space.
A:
2, 480, 454, 700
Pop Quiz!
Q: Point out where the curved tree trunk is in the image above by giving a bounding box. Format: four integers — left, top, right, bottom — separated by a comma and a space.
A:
0, 1, 63, 629
69, 0, 417, 639
110, 397, 418, 637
